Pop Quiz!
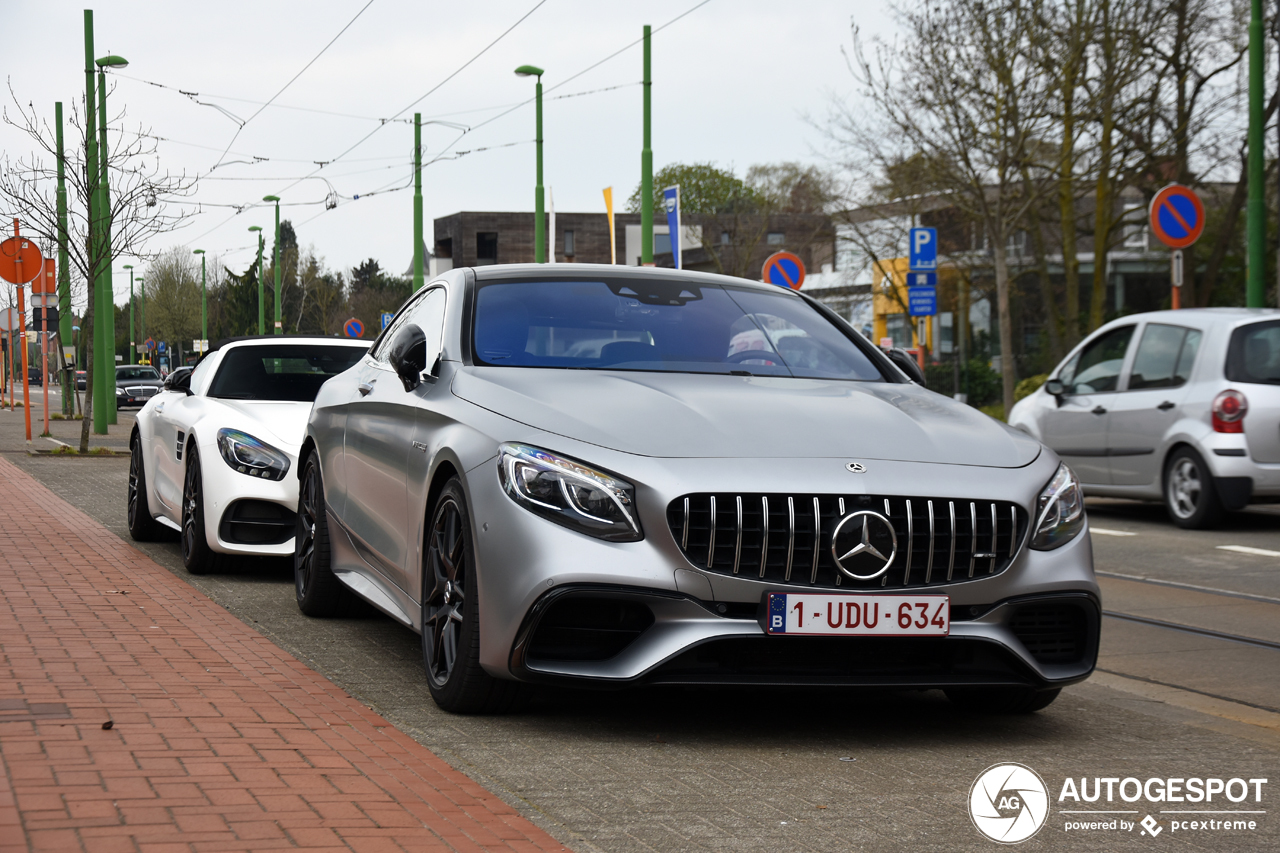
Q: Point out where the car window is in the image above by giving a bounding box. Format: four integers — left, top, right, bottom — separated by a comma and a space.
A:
116, 367, 160, 381
1226, 320, 1280, 385
1128, 324, 1199, 390
372, 286, 437, 363
206, 344, 368, 402
188, 358, 216, 394
472, 278, 885, 381
1061, 325, 1133, 394
401, 287, 447, 364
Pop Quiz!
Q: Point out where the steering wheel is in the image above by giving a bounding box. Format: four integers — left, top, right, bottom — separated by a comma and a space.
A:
725, 349, 781, 366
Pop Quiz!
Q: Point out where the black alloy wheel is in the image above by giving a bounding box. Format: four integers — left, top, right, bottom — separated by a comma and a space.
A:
422, 478, 522, 714
127, 432, 164, 541
294, 452, 344, 616
180, 449, 219, 574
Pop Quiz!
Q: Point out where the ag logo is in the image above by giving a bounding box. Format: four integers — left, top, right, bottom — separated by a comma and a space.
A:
969, 763, 1049, 844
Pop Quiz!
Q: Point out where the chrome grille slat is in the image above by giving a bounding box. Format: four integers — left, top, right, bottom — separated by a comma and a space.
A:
708, 496, 716, 569
733, 496, 743, 575
784, 497, 795, 582
810, 497, 821, 584
668, 493, 1026, 591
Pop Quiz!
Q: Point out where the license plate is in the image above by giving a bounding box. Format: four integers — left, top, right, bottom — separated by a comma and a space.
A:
765, 592, 949, 637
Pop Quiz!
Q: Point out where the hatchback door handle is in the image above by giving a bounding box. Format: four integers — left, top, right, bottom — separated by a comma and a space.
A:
358, 381, 375, 396
1091, 405, 1107, 415
1157, 400, 1175, 411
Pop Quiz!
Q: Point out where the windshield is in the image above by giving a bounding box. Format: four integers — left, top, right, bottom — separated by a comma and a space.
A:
472, 278, 884, 381
206, 344, 366, 402
116, 367, 161, 381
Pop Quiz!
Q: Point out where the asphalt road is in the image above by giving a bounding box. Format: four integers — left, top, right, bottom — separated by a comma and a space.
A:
5, 416, 1280, 851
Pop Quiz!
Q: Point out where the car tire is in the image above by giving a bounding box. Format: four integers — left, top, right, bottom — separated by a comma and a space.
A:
422, 478, 523, 714
294, 452, 346, 617
127, 431, 165, 541
180, 448, 224, 575
1163, 447, 1223, 530
944, 686, 1061, 714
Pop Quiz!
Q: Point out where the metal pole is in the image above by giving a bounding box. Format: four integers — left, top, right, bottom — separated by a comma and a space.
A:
14, 220, 32, 442
273, 202, 282, 334
1247, 0, 1266, 307
534, 78, 545, 264
84, 11, 106, 435
98, 70, 116, 425
55, 101, 73, 416
414, 113, 424, 289
200, 253, 207, 350
127, 267, 134, 365
640, 25, 653, 266
138, 277, 145, 364
256, 232, 265, 334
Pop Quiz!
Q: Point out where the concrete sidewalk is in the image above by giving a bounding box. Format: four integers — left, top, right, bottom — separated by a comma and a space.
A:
0, 455, 569, 853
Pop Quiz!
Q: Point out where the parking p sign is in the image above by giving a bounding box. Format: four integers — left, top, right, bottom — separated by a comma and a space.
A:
909, 227, 937, 271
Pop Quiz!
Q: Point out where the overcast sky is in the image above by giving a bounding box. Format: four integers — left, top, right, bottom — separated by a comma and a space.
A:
3, 1, 892, 305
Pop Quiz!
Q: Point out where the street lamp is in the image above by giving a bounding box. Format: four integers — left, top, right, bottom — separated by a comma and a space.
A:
95, 52, 128, 427
122, 263, 134, 364
515, 65, 545, 263
193, 249, 206, 355
248, 226, 264, 335
263, 195, 282, 333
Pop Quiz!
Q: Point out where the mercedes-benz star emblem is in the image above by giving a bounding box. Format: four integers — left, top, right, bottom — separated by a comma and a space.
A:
830, 511, 898, 580
846, 462, 867, 473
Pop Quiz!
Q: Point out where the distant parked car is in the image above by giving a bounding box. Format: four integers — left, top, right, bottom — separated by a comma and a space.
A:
75, 370, 86, 390
1010, 308, 1280, 528
115, 365, 165, 408
27, 367, 42, 386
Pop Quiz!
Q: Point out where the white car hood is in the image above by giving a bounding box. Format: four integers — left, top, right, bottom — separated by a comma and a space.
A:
213, 399, 313, 449
452, 367, 1041, 468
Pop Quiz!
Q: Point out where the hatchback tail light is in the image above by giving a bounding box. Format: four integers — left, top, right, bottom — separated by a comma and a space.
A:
1212, 389, 1248, 433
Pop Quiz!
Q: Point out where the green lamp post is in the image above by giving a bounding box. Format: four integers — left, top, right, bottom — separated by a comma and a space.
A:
193, 249, 206, 355
122, 264, 134, 364
515, 65, 545, 263
263, 195, 282, 333
96, 52, 128, 426
249, 226, 265, 334
136, 277, 145, 363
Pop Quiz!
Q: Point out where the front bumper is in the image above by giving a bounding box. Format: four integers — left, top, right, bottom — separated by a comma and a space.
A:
509, 586, 1099, 689
197, 439, 301, 557
467, 447, 1100, 689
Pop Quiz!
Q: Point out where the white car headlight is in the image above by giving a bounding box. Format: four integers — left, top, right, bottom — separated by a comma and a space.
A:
216, 428, 290, 481
1031, 462, 1086, 550
498, 443, 642, 542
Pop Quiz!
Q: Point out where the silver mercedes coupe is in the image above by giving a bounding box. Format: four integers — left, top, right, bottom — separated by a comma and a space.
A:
295, 265, 1099, 714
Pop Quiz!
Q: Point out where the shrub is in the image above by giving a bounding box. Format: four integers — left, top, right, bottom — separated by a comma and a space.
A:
1015, 374, 1048, 402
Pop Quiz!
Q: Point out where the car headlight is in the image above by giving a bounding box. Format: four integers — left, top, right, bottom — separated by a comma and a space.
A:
115, 386, 124, 395
497, 443, 642, 542
1030, 462, 1085, 550
216, 428, 291, 481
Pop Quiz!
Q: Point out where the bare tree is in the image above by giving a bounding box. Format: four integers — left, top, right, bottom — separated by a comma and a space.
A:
0, 85, 196, 449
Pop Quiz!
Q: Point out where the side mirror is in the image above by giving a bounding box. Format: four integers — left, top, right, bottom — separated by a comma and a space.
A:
1044, 378, 1066, 406
389, 324, 428, 391
885, 347, 926, 385
165, 371, 192, 395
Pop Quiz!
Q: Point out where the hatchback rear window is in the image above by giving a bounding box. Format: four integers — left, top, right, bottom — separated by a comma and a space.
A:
1226, 320, 1280, 385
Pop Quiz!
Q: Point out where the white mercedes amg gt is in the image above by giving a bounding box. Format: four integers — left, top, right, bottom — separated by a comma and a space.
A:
127, 336, 369, 572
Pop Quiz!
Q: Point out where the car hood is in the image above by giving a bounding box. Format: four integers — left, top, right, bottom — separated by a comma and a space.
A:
210, 399, 313, 449
451, 367, 1041, 467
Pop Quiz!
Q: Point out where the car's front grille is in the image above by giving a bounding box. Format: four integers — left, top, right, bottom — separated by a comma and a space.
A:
666, 493, 1028, 590
124, 386, 158, 397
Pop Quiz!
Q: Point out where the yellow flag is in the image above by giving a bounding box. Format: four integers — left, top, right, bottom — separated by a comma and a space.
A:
603, 187, 616, 264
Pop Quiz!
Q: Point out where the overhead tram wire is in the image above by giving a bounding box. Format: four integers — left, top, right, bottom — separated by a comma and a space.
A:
205, 0, 379, 173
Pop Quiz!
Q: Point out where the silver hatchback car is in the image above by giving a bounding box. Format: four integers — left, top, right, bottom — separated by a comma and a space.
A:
296, 265, 1099, 714
1010, 308, 1280, 528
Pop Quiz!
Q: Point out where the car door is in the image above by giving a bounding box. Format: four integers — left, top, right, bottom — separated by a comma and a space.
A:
343, 287, 446, 593
1040, 325, 1136, 486
149, 356, 217, 516
1108, 323, 1202, 487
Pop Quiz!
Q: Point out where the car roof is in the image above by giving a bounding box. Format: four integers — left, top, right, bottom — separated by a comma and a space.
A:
1100, 307, 1280, 331
469, 262, 783, 294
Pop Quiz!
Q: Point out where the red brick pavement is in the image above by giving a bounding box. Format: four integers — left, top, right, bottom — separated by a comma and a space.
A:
0, 457, 570, 853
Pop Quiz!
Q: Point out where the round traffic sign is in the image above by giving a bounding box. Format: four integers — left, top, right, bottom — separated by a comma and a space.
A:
0, 237, 44, 284
145, 337, 156, 351
762, 251, 806, 290
1149, 184, 1205, 249
0, 307, 20, 332
344, 317, 365, 338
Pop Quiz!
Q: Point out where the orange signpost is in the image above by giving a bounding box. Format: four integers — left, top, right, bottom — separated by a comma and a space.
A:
0, 222, 44, 442
37, 258, 56, 436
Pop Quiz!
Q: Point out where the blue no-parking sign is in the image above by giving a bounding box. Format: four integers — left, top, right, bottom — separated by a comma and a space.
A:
909, 227, 937, 271
344, 317, 365, 339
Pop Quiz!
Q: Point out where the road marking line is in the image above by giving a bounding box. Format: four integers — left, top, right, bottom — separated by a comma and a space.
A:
43, 436, 70, 448
1217, 545, 1280, 558
1091, 527, 1137, 536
